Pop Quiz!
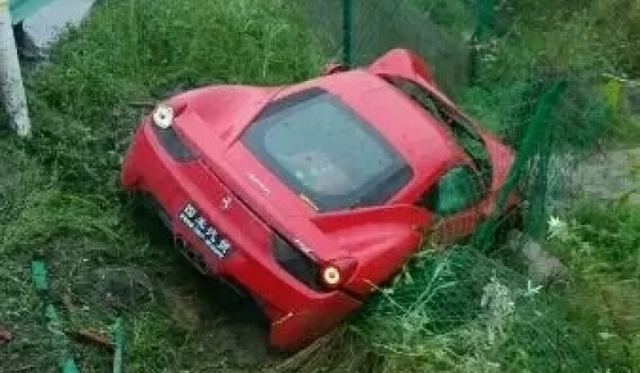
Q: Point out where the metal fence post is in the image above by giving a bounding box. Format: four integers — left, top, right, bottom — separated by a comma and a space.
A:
474, 80, 568, 250
0, 0, 31, 137
469, 0, 495, 84
342, 0, 353, 68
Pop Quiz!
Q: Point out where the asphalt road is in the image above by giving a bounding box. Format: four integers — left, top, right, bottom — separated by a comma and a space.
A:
22, 0, 94, 48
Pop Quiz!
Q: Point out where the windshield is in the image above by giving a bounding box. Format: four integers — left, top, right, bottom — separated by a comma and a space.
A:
242, 88, 412, 211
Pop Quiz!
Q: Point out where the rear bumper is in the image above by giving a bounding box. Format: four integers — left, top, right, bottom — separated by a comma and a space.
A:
268, 291, 361, 351
120, 120, 362, 351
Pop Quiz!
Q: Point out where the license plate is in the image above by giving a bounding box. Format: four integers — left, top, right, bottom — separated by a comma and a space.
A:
179, 202, 233, 259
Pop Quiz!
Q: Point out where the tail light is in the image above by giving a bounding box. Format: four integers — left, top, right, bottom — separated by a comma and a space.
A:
272, 234, 322, 291
320, 257, 357, 289
271, 233, 357, 292
321, 266, 341, 287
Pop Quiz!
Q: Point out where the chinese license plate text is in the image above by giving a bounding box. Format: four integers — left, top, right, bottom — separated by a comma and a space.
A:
179, 202, 232, 259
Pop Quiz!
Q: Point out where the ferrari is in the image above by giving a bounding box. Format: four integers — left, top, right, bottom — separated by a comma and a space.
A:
120, 48, 517, 351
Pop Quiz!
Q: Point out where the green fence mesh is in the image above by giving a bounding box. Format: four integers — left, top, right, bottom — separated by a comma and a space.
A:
304, 0, 470, 96
281, 1, 636, 372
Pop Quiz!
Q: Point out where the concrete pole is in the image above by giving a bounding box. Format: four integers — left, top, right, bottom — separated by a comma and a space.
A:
0, 0, 31, 137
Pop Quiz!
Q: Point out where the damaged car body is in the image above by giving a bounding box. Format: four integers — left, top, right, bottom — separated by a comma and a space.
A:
120, 48, 517, 351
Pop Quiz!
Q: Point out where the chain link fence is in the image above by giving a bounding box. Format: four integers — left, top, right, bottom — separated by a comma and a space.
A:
303, 0, 470, 96
279, 1, 637, 372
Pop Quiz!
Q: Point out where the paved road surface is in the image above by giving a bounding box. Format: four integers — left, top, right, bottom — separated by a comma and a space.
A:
22, 0, 94, 48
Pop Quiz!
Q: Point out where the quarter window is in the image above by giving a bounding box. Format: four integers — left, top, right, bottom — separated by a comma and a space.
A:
419, 165, 484, 215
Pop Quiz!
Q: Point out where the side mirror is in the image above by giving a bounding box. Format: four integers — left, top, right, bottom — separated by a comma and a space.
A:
321, 63, 348, 76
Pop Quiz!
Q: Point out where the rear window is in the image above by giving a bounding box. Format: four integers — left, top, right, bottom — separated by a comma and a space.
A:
242, 88, 412, 211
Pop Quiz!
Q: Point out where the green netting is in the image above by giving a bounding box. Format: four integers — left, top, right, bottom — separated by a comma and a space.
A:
275, 247, 615, 373
282, 1, 636, 372
353, 248, 602, 373
304, 0, 470, 96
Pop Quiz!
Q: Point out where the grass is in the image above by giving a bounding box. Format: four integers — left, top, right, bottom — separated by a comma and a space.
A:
1, 0, 639, 372
407, 0, 640, 145
0, 0, 322, 372
275, 202, 640, 373
549, 200, 640, 371
276, 1, 640, 372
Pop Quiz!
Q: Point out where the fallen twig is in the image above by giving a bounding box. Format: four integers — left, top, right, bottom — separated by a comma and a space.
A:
7, 364, 35, 372
0, 324, 12, 344
128, 101, 155, 109
68, 329, 114, 352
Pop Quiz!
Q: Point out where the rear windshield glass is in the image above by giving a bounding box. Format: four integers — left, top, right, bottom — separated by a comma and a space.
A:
242, 88, 412, 211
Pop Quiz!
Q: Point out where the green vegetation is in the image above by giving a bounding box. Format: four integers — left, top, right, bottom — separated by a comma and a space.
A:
1, 0, 638, 372
278, 1, 640, 372
550, 200, 640, 370
277, 207, 639, 373
1, 1, 321, 372
405, 0, 640, 145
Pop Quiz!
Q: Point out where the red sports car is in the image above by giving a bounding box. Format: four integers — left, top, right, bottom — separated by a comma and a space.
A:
121, 48, 517, 352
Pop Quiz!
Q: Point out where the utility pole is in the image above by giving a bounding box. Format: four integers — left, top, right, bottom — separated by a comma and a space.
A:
0, 0, 31, 137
